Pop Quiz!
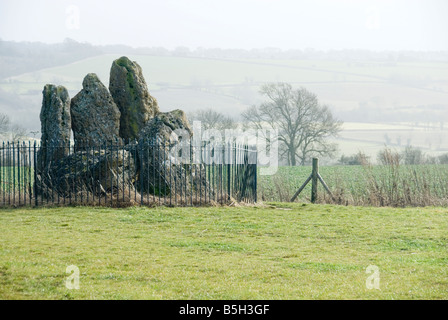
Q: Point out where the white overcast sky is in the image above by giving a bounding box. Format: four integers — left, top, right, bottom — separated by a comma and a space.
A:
0, 0, 447, 51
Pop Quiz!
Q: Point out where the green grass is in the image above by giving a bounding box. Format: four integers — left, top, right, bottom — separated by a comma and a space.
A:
0, 166, 33, 193
259, 164, 448, 206
1, 203, 447, 299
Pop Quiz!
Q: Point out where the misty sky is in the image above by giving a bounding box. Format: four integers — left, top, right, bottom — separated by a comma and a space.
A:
0, 0, 447, 51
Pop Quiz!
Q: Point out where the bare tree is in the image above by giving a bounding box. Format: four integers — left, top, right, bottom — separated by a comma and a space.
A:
242, 83, 342, 166
401, 145, 425, 165
9, 124, 27, 142
189, 108, 238, 131
0, 113, 10, 136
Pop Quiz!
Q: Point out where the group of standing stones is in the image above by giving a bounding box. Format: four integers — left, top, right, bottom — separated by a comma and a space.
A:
37, 56, 197, 198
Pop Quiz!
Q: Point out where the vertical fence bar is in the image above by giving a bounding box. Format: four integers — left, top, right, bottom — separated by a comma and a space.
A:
183, 140, 186, 204
151, 139, 155, 204
68, 142, 72, 205
12, 142, 15, 205
146, 139, 149, 205
85, 144, 89, 205
33, 141, 37, 207
174, 141, 177, 206
129, 140, 132, 202
159, 138, 162, 206
27, 142, 30, 205
199, 142, 202, 205
18, 141, 21, 205
254, 148, 258, 203
140, 140, 143, 206
51, 142, 55, 204
74, 142, 78, 205
227, 143, 231, 202
56, 142, 60, 205
190, 138, 193, 206
193, 139, 197, 205
63, 141, 66, 206
1, 142, 3, 206
0, 142, 3, 206
123, 143, 126, 204
98, 142, 102, 206
211, 144, 215, 203
165, 139, 168, 205
26, 142, 29, 205
116, 141, 119, 205
134, 140, 137, 203
109, 141, 113, 207
169, 139, 172, 206
24, 142, 27, 205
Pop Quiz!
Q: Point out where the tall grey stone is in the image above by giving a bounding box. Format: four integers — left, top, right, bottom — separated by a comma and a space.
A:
38, 84, 71, 170
136, 109, 209, 197
71, 73, 122, 151
109, 56, 159, 142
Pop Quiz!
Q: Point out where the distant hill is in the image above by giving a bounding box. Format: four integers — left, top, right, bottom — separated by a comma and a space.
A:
1, 40, 448, 158
0, 38, 104, 79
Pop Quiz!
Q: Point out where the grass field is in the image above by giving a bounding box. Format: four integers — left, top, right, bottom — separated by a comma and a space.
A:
259, 164, 448, 206
1, 203, 447, 299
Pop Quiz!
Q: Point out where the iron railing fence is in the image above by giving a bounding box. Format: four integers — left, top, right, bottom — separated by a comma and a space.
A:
0, 138, 257, 207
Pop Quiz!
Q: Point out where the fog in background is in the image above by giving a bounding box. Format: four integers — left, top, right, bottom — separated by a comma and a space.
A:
1, 0, 448, 161
1, 0, 447, 51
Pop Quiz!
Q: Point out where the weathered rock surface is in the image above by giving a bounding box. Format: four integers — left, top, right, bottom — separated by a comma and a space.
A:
138, 109, 192, 142
109, 56, 159, 141
136, 110, 208, 197
71, 73, 122, 151
38, 147, 137, 198
37, 84, 71, 170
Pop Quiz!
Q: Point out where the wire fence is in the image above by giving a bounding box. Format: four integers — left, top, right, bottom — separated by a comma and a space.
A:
0, 138, 257, 207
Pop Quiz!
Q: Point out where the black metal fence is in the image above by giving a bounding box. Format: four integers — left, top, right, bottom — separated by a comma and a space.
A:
0, 139, 257, 207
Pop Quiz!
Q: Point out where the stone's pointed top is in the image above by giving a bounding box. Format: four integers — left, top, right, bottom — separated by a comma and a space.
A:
110, 56, 160, 141
71, 73, 122, 151
114, 56, 135, 69
43, 83, 69, 94
82, 73, 106, 90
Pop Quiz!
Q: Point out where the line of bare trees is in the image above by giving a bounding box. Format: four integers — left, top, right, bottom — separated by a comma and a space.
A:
339, 146, 448, 166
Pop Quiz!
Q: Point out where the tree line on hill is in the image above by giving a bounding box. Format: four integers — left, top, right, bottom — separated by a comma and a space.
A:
2, 38, 448, 80
339, 146, 448, 166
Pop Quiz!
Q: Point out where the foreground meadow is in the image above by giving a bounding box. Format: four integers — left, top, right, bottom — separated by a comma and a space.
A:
0, 203, 447, 300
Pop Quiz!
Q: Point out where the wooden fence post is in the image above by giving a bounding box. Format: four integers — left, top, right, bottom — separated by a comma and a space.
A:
311, 158, 318, 203
290, 157, 336, 203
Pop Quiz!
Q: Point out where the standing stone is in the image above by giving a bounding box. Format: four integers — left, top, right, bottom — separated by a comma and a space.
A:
139, 109, 192, 142
38, 84, 71, 170
71, 73, 122, 151
137, 109, 205, 196
109, 56, 159, 142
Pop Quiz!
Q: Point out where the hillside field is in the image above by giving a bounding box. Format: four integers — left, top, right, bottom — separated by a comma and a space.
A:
0, 204, 447, 300
1, 54, 448, 159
